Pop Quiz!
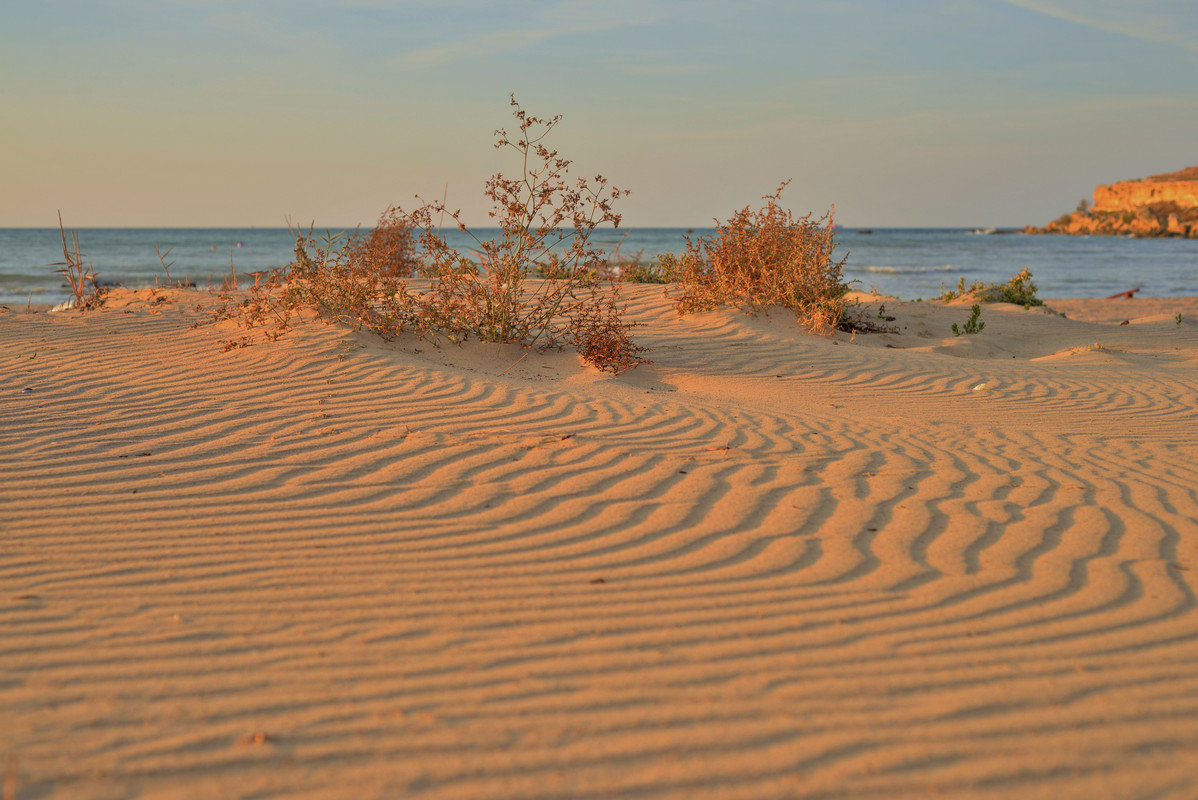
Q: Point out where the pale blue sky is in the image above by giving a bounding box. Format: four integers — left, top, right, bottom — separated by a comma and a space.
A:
2, 0, 1195, 227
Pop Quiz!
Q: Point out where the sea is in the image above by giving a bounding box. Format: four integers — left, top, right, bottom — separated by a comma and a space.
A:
1, 227, 1195, 307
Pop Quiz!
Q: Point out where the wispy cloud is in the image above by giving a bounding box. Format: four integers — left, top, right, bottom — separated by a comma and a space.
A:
996, 0, 1198, 54
399, 28, 556, 67
394, 0, 673, 67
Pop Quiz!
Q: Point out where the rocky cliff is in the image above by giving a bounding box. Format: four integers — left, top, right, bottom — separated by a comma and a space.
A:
1025, 166, 1198, 238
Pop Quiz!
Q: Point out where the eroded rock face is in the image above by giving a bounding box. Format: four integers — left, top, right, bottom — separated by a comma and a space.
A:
1026, 166, 1198, 238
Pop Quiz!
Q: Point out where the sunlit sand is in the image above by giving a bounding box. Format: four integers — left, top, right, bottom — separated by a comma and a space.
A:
3, 288, 1197, 799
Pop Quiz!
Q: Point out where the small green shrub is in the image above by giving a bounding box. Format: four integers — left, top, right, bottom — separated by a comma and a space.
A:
993, 268, 1043, 306
938, 276, 986, 302
621, 254, 682, 284
952, 304, 985, 336
938, 268, 1042, 307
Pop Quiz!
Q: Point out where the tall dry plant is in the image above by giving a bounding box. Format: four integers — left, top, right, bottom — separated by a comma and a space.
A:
402, 94, 635, 350
672, 182, 849, 332
52, 212, 106, 310
208, 96, 648, 374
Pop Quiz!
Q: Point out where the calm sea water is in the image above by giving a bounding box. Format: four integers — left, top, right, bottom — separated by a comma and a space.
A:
1, 227, 1195, 307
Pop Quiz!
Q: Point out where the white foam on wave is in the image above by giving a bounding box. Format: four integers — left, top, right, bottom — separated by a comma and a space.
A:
849, 264, 956, 275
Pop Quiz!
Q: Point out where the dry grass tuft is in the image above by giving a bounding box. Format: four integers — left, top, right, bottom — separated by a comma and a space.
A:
671, 182, 849, 332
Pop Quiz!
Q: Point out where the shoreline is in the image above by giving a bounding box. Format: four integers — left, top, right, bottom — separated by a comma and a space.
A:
3, 286, 1197, 799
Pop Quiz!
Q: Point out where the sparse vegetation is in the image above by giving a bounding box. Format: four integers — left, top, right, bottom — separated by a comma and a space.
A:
952, 304, 985, 336
202, 96, 649, 375
671, 181, 850, 333
1177, 313, 1185, 327
52, 212, 107, 310
938, 268, 1043, 307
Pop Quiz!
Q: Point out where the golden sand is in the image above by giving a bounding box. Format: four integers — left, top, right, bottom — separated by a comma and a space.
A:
3, 288, 1197, 798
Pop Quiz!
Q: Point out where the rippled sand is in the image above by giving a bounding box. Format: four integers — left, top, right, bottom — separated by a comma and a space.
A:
3, 288, 1197, 799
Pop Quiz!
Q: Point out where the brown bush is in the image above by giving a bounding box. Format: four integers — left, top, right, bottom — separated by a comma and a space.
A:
203, 96, 648, 374
344, 206, 419, 278
672, 182, 849, 332
568, 289, 650, 375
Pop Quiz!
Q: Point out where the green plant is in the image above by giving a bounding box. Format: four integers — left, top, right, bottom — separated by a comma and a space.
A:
937, 276, 985, 302
1177, 313, 1184, 327
952, 304, 985, 336
608, 249, 677, 284
995, 268, 1042, 306
938, 268, 1042, 307
636, 253, 688, 284
672, 181, 849, 333
51, 212, 106, 310
620, 260, 677, 284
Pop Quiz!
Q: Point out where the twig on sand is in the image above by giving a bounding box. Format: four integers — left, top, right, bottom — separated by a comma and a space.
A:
497, 352, 529, 376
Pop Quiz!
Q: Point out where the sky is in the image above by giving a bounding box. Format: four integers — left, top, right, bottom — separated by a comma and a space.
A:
2, 0, 1196, 228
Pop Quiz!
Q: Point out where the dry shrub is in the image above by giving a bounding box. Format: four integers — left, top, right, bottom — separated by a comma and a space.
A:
344, 206, 419, 277
568, 289, 650, 375
402, 95, 634, 351
285, 228, 419, 336
52, 212, 107, 310
672, 182, 849, 331
204, 96, 647, 374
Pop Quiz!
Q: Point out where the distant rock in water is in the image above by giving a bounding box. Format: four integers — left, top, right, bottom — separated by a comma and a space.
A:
1025, 166, 1198, 238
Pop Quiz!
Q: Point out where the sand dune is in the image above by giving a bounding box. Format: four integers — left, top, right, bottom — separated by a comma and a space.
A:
2, 287, 1197, 799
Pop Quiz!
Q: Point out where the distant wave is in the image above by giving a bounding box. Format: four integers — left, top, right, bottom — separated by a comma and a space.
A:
848, 264, 955, 275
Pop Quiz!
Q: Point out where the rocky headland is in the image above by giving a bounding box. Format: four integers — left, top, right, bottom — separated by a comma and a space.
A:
1025, 165, 1198, 238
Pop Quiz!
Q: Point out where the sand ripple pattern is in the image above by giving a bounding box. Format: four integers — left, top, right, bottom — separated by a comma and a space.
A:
2, 294, 1197, 799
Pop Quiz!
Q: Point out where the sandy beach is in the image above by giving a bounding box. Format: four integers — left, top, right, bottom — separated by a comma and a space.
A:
3, 287, 1197, 799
